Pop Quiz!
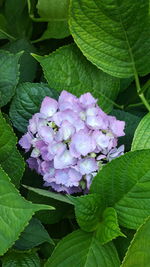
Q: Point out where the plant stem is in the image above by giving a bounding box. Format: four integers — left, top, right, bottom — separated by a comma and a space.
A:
126, 102, 143, 109
134, 72, 150, 112
140, 78, 150, 94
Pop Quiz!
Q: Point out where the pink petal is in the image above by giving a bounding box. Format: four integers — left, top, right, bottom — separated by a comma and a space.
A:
54, 149, 77, 169
41, 161, 53, 174
28, 113, 46, 134
78, 158, 98, 175
38, 126, 54, 143
40, 96, 58, 117
19, 132, 33, 152
86, 107, 98, 116
48, 142, 66, 156
59, 121, 75, 140
93, 131, 110, 149
86, 115, 107, 130
109, 116, 125, 137
58, 91, 82, 113
79, 93, 97, 108
27, 157, 42, 174
70, 130, 95, 157
44, 182, 81, 194
68, 168, 82, 186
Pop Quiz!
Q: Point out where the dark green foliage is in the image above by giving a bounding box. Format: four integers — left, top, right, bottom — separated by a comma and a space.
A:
1, 0, 150, 265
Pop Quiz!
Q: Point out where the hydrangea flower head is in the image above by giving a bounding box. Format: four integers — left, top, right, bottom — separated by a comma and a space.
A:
19, 91, 125, 194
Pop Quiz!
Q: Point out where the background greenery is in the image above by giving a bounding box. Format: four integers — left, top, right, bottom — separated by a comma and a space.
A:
0, 0, 150, 266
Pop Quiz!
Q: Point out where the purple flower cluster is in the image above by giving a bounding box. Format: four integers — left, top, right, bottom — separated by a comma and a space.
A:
19, 91, 125, 194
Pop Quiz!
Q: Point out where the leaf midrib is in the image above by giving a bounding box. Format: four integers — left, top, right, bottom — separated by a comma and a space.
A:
115, 0, 137, 77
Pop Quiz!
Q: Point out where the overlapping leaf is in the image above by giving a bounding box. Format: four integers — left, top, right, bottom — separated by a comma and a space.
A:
27, 190, 72, 225
4, 39, 37, 82
9, 82, 58, 133
15, 218, 54, 250
0, 112, 24, 187
36, 0, 70, 40
45, 230, 120, 267
0, 166, 53, 256
131, 112, 150, 151
121, 216, 150, 266
4, 0, 32, 39
0, 50, 21, 107
91, 150, 150, 229
33, 44, 120, 112
2, 250, 41, 267
70, 0, 150, 78
24, 185, 73, 205
70, 195, 124, 244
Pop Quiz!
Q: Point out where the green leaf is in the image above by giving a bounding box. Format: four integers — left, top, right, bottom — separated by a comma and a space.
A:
121, 216, 150, 266
0, 50, 21, 107
27, 190, 72, 224
14, 218, 54, 250
0, 166, 53, 256
4, 0, 32, 39
24, 185, 73, 205
37, 0, 69, 20
114, 228, 135, 263
0, 112, 24, 187
33, 44, 120, 112
90, 149, 150, 229
70, 0, 150, 78
45, 230, 120, 267
70, 195, 124, 244
2, 250, 40, 267
3, 39, 37, 82
31, 0, 70, 40
9, 82, 58, 133
37, 0, 70, 40
1, 150, 24, 188
35, 21, 70, 41
120, 78, 134, 93
0, 14, 14, 40
96, 207, 125, 244
131, 112, 150, 151
69, 194, 102, 232
111, 110, 141, 151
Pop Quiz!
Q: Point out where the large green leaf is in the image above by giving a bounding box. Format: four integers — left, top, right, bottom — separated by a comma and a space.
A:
121, 216, 150, 266
35, 21, 70, 41
90, 150, 150, 229
0, 50, 21, 107
4, 39, 37, 82
4, 0, 32, 39
69, 194, 102, 232
14, 218, 54, 250
0, 14, 14, 40
9, 82, 58, 133
36, 0, 69, 19
0, 112, 24, 187
24, 185, 73, 205
1, 150, 24, 188
45, 230, 120, 267
33, 44, 120, 112
0, 166, 53, 256
70, 0, 150, 78
35, 0, 70, 40
96, 207, 125, 244
131, 112, 150, 151
27, 190, 72, 225
2, 250, 40, 267
70, 195, 124, 244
